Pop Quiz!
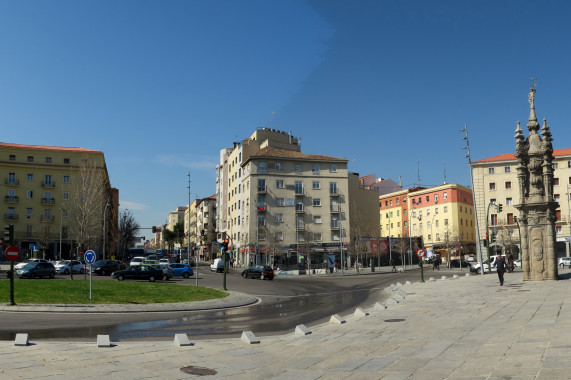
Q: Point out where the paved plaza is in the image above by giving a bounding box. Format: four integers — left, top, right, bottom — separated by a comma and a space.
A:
1, 269, 571, 379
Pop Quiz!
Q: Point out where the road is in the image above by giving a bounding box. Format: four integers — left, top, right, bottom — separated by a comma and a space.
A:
0, 265, 463, 342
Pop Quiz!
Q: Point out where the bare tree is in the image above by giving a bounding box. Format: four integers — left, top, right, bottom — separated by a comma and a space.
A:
69, 156, 108, 256
118, 209, 140, 261
37, 224, 52, 260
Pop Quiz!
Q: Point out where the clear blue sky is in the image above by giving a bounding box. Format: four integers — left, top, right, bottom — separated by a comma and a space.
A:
2, 0, 571, 230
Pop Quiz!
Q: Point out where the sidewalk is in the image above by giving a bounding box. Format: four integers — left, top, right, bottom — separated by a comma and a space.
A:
1, 270, 571, 379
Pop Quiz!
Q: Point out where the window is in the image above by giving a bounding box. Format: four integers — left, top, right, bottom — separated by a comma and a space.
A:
435, 207, 439, 214
426, 196, 429, 202
331, 199, 339, 212
489, 183, 496, 191
63, 192, 69, 200
314, 232, 322, 241
295, 163, 302, 174
45, 157, 52, 163
396, 198, 400, 205
404, 221, 408, 229
556, 225, 562, 234
27, 174, 33, 181
389, 200, 393, 206
276, 232, 283, 241
26, 208, 33, 216
257, 162, 267, 173
275, 162, 283, 171
27, 156, 34, 162
313, 216, 322, 224
443, 192, 448, 199
554, 194, 560, 202
553, 162, 559, 169
9, 154, 15, 161
426, 209, 430, 216
330, 182, 338, 195
488, 167, 495, 174
504, 166, 511, 173
63, 176, 70, 183
330, 164, 337, 172
556, 210, 561, 221
506, 198, 513, 205
434, 194, 438, 203
554, 178, 559, 186
276, 180, 284, 189
491, 214, 498, 225
313, 198, 321, 207
444, 206, 448, 213
8, 173, 16, 185
435, 220, 439, 227
64, 158, 70, 164
427, 221, 431, 229
312, 181, 321, 189
44, 175, 52, 185
312, 164, 320, 174
26, 190, 33, 198
444, 219, 449, 226
490, 198, 496, 205
257, 179, 266, 192
505, 181, 512, 189
295, 181, 303, 194
277, 198, 285, 207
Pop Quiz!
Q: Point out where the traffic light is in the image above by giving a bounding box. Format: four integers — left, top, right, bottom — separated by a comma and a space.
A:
3, 224, 14, 245
201, 229, 205, 238
223, 238, 229, 250
497, 203, 503, 213
152, 226, 156, 233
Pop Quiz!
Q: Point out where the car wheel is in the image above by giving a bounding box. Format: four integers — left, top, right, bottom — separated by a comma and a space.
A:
261, 274, 265, 280
64, 268, 69, 274
149, 276, 156, 282
101, 270, 106, 276
477, 268, 481, 274
31, 273, 37, 279
183, 272, 190, 279
242, 272, 247, 278
118, 275, 124, 281
50, 272, 55, 279
80, 268, 84, 274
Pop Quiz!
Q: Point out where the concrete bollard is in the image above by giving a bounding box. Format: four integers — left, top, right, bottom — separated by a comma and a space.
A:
354, 307, 369, 317
14, 333, 28, 346
374, 302, 387, 310
329, 314, 345, 324
241, 331, 260, 344
97, 335, 111, 348
295, 324, 312, 335
174, 334, 192, 346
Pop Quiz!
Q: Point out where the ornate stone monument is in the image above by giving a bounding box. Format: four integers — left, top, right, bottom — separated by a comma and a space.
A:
514, 85, 558, 281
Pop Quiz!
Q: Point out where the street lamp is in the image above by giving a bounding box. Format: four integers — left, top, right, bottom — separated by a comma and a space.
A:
566, 186, 571, 258
103, 198, 110, 261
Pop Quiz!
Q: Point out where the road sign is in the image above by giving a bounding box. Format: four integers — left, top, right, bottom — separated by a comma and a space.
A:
416, 248, 426, 258
84, 250, 96, 265
5, 246, 20, 261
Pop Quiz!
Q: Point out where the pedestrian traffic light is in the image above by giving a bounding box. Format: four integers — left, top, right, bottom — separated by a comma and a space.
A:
3, 224, 14, 245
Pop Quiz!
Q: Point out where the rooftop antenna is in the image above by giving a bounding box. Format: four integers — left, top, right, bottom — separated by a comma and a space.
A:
443, 162, 447, 184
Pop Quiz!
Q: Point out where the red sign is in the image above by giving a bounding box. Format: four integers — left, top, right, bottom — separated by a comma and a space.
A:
5, 246, 20, 261
416, 249, 426, 258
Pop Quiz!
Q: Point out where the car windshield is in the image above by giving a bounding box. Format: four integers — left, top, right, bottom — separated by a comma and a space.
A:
132, 258, 143, 263
59, 261, 70, 265
23, 263, 36, 268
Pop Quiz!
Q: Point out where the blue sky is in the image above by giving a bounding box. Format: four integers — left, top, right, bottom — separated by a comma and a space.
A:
2, 0, 571, 230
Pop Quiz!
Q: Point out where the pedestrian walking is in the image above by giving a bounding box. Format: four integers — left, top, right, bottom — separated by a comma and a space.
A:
494, 254, 507, 286
391, 259, 396, 272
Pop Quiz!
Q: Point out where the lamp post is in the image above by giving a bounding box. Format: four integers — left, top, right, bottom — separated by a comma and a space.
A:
461, 124, 484, 275
566, 186, 571, 258
103, 198, 110, 261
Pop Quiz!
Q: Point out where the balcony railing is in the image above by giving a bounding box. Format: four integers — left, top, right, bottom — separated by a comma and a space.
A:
40, 215, 55, 222
5, 179, 19, 186
257, 185, 267, 193
295, 187, 304, 196
296, 222, 305, 231
41, 181, 56, 188
330, 190, 339, 196
330, 205, 340, 213
4, 213, 18, 221
257, 204, 267, 212
295, 204, 304, 213
330, 221, 340, 230
5, 196, 19, 203
41, 198, 56, 205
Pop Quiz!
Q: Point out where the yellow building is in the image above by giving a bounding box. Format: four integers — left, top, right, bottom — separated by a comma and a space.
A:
0, 142, 116, 260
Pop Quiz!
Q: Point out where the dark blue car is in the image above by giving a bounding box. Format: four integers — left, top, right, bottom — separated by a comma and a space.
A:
168, 263, 194, 278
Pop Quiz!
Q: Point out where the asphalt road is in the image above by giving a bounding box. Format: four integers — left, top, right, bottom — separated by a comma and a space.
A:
0, 265, 463, 342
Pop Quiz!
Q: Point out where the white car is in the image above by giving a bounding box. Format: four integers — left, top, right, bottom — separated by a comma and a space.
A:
159, 258, 170, 264
129, 257, 145, 267
55, 260, 84, 274
558, 257, 571, 267
210, 258, 225, 272
15, 259, 49, 270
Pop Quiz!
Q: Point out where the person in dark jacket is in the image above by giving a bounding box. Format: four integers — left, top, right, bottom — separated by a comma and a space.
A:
494, 254, 507, 286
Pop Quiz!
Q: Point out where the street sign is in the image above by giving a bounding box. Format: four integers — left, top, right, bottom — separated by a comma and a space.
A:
84, 250, 96, 265
416, 248, 426, 258
5, 246, 20, 261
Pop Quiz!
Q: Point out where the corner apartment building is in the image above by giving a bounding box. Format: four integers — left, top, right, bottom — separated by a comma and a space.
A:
184, 195, 216, 260
471, 148, 571, 256
380, 184, 476, 259
216, 128, 379, 268
0, 142, 116, 260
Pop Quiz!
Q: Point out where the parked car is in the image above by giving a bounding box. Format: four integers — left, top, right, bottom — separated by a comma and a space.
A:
111, 265, 164, 282
558, 257, 571, 267
210, 258, 225, 273
151, 264, 173, 280
449, 259, 472, 268
168, 263, 194, 278
17, 262, 56, 279
55, 260, 84, 274
129, 257, 145, 267
91, 260, 120, 276
142, 259, 159, 266
470, 255, 505, 274
514, 259, 521, 267
241, 265, 275, 280
15, 259, 49, 270
159, 258, 170, 265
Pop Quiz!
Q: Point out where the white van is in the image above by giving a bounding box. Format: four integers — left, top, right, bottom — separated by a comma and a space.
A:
210, 258, 225, 273
130, 256, 145, 267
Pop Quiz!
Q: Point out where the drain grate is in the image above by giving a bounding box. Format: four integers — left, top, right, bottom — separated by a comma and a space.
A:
384, 319, 406, 323
180, 366, 218, 376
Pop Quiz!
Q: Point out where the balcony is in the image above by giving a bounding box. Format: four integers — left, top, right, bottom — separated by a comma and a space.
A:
5, 196, 19, 203
4, 213, 19, 221
257, 185, 267, 194
41, 197, 56, 205
257, 204, 267, 212
295, 187, 304, 196
330, 190, 339, 197
295, 204, 304, 213
330, 205, 340, 213
41, 181, 56, 188
330, 221, 340, 230
296, 222, 305, 231
40, 215, 55, 223
5, 179, 19, 186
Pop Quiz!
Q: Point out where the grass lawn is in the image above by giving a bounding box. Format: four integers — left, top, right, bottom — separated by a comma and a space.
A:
0, 279, 228, 304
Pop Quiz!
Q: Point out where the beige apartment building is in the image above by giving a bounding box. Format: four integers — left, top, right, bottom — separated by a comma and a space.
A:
380, 183, 476, 260
216, 128, 379, 269
0, 142, 116, 260
472, 148, 571, 257
184, 195, 216, 260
